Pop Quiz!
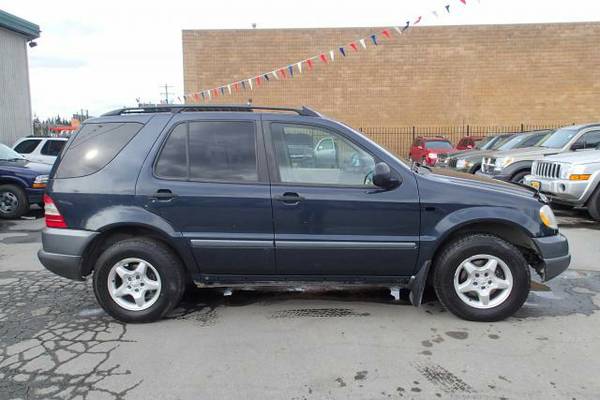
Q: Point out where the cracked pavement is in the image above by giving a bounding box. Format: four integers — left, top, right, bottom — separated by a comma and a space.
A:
1, 210, 600, 399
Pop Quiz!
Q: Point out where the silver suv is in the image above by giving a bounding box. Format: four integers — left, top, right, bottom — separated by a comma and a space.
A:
478, 124, 600, 183
524, 148, 600, 220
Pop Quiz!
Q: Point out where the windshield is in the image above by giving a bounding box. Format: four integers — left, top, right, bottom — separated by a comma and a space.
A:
539, 128, 579, 149
497, 134, 535, 151
487, 135, 514, 150
474, 137, 491, 149
0, 143, 25, 160
425, 140, 452, 150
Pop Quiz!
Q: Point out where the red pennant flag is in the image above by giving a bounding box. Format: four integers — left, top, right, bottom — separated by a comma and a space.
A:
319, 53, 328, 63
350, 42, 358, 52
460, 0, 466, 4
213, 88, 218, 97
193, 93, 200, 103
382, 29, 391, 39
279, 68, 286, 79
234, 82, 239, 92
414, 16, 422, 25
256, 76, 261, 86
307, 59, 313, 70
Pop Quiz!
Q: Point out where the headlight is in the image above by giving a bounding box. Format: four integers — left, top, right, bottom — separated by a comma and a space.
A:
539, 205, 558, 230
33, 175, 48, 189
428, 153, 438, 159
456, 159, 466, 169
564, 164, 590, 180
495, 157, 514, 171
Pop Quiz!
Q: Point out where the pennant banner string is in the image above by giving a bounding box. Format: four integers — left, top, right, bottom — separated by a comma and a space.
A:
184, 0, 471, 102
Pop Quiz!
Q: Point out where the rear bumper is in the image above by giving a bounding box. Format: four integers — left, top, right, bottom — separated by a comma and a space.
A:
532, 234, 571, 281
38, 228, 99, 281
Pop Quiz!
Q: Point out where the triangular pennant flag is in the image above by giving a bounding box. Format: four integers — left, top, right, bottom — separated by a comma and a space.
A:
234, 82, 239, 92
227, 84, 232, 94
272, 70, 279, 80
394, 26, 402, 35
459, 0, 466, 4
241, 80, 246, 90
288, 65, 294, 77
350, 42, 358, 51
414, 16, 422, 25
320, 53, 328, 63
432, 10, 439, 18
329, 50, 335, 61
279, 68, 287, 79
255, 76, 261, 86
207, 90, 211, 99
219, 87, 224, 95
402, 20, 410, 32
264, 73, 270, 81
297, 61, 302, 73
213, 88, 218, 97
359, 38, 367, 48
370, 34, 378, 46
445, 4, 450, 12
307, 59, 313, 69
201, 92, 205, 100
382, 29, 391, 39
247, 78, 253, 90
194, 93, 200, 103
339, 47, 346, 57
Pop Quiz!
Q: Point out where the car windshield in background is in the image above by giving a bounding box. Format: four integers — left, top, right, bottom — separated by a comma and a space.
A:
425, 141, 452, 149
539, 128, 578, 148
0, 143, 24, 160
497, 133, 540, 151
487, 135, 514, 150
474, 137, 490, 149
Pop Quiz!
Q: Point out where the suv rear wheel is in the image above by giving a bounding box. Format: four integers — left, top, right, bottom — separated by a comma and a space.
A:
0, 184, 28, 219
433, 234, 530, 322
93, 238, 186, 323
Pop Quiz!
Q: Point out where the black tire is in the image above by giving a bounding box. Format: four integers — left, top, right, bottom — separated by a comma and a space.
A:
93, 238, 186, 323
0, 184, 29, 219
433, 234, 530, 322
510, 170, 530, 184
587, 186, 600, 221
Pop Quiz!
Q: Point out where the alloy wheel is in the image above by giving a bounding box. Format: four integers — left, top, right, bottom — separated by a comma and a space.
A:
107, 258, 162, 311
453, 254, 513, 309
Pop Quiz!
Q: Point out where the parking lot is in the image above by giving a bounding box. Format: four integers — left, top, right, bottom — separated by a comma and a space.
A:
1, 209, 600, 400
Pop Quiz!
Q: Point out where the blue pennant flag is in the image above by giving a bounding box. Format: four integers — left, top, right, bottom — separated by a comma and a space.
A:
445, 4, 450, 12
241, 80, 246, 90
370, 34, 378, 46
201, 92, 205, 100
402, 20, 410, 32
288, 65, 294, 77
264, 73, 270, 81
220, 87, 225, 95
339, 47, 346, 57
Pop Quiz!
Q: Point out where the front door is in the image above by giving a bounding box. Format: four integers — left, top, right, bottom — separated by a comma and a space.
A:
140, 116, 275, 275
265, 120, 420, 277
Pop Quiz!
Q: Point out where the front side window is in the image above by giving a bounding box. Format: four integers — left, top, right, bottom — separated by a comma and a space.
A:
14, 139, 41, 154
270, 123, 376, 186
582, 131, 600, 149
155, 121, 258, 182
41, 140, 66, 156
55, 122, 144, 178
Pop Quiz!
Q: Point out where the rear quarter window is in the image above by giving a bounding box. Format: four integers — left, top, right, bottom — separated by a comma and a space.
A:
55, 122, 143, 178
14, 139, 41, 154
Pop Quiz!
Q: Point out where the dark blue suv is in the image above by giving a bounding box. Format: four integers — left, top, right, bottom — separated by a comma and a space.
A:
38, 105, 570, 322
0, 143, 50, 219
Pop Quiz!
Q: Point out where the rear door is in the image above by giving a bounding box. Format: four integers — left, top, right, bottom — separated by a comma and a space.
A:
264, 118, 420, 277
138, 114, 275, 275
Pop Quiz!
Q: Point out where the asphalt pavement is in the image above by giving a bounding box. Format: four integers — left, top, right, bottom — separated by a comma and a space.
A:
1, 208, 599, 400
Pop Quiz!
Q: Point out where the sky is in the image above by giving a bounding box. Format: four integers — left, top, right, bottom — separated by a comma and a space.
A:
1, 0, 600, 119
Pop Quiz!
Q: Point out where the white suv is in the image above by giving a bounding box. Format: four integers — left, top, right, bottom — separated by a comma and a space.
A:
13, 137, 68, 165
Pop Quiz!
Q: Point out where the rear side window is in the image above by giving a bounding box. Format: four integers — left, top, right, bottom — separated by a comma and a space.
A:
155, 121, 258, 182
55, 122, 143, 178
14, 139, 41, 154
41, 140, 66, 156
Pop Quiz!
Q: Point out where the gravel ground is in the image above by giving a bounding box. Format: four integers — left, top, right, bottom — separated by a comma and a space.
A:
1, 208, 599, 400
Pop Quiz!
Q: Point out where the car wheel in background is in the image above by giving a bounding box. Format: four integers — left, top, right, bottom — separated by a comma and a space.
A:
587, 187, 600, 221
510, 170, 530, 184
0, 184, 29, 219
433, 234, 530, 322
93, 238, 186, 323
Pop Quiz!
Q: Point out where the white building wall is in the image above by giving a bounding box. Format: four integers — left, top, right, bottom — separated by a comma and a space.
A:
0, 26, 33, 146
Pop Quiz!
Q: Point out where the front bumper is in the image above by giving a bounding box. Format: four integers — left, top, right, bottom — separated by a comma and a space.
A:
26, 188, 45, 205
38, 228, 99, 281
523, 175, 590, 206
532, 234, 571, 281
475, 170, 511, 181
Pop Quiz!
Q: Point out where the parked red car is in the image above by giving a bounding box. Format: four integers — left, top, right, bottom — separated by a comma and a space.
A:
409, 136, 453, 166
455, 135, 486, 151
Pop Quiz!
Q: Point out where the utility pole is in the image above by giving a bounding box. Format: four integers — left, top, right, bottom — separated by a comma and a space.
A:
160, 84, 174, 104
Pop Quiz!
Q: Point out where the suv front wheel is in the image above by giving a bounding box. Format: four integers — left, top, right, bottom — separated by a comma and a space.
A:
93, 238, 186, 323
433, 234, 530, 322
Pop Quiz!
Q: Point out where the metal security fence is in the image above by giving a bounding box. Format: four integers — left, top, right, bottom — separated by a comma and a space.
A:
358, 122, 573, 157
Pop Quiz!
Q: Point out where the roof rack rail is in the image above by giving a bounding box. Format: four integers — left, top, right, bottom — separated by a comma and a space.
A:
101, 104, 322, 118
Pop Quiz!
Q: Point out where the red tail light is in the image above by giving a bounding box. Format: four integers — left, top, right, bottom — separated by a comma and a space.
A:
44, 194, 67, 228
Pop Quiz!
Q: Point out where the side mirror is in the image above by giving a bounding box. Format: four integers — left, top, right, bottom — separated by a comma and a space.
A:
372, 162, 401, 189
571, 142, 585, 151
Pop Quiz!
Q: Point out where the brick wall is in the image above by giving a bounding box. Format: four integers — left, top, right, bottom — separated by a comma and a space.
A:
182, 22, 600, 146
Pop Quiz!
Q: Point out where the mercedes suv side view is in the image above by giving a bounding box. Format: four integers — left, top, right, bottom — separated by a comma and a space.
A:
39, 105, 570, 323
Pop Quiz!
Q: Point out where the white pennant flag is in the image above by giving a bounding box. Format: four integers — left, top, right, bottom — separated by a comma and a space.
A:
207, 90, 211, 100
359, 38, 367, 49
394, 26, 402, 35
272, 70, 279, 80
227, 84, 232, 94
329, 50, 335, 61
248, 78, 253, 91
432, 10, 439, 18
297, 61, 302, 73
